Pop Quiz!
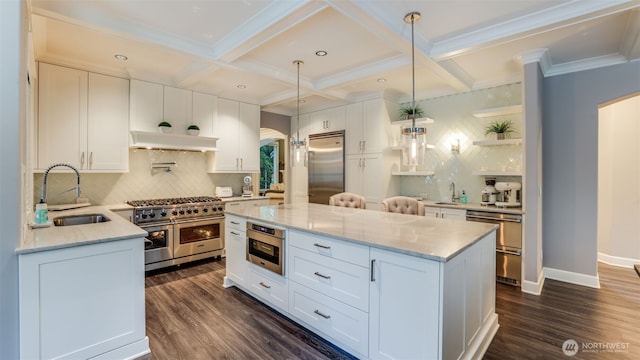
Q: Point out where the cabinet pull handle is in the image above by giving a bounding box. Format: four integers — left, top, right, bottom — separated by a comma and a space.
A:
371, 259, 376, 282
313, 243, 331, 249
362, 140, 366, 151
314, 271, 331, 279
230, 221, 240, 224
314, 309, 331, 319
89, 152, 93, 168
240, 158, 243, 170
259, 282, 271, 289
236, 158, 239, 169
80, 152, 85, 168
230, 231, 240, 235
362, 158, 366, 167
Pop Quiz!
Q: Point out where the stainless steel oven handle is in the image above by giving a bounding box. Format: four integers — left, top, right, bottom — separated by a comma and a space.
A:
174, 217, 223, 225
314, 309, 331, 319
314, 271, 331, 279
466, 215, 521, 223
496, 249, 522, 256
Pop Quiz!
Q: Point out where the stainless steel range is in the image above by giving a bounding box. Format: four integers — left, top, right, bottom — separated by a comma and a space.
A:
126, 196, 225, 271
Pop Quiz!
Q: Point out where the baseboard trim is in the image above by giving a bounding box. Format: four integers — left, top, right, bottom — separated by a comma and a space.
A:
521, 268, 545, 295
544, 267, 600, 289
598, 252, 640, 268
462, 313, 499, 360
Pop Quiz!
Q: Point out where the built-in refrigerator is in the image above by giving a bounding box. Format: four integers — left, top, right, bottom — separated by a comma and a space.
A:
308, 131, 345, 205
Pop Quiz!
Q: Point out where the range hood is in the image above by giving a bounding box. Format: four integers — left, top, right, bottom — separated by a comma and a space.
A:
130, 131, 219, 152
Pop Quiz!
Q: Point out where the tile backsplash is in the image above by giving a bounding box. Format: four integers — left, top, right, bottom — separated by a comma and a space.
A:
33, 149, 251, 206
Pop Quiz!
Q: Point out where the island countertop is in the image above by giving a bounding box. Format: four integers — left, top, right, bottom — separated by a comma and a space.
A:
17, 205, 147, 255
227, 203, 497, 262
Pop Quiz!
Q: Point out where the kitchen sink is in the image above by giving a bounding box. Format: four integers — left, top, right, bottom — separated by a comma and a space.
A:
434, 201, 460, 206
53, 213, 111, 226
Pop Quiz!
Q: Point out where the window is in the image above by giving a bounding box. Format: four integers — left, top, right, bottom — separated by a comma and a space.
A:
260, 142, 279, 190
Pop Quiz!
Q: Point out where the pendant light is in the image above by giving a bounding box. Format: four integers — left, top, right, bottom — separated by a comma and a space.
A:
290, 60, 307, 167
401, 11, 427, 171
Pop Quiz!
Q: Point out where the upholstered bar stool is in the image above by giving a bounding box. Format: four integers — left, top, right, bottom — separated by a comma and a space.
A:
382, 196, 425, 216
328, 192, 366, 209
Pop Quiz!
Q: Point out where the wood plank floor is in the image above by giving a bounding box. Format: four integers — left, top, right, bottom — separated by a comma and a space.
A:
145, 259, 639, 359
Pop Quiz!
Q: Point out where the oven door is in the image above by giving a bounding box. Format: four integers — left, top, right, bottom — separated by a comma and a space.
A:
173, 217, 224, 258
140, 222, 174, 265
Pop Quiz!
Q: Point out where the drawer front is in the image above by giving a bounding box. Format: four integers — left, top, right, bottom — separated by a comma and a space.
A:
226, 215, 246, 231
247, 266, 288, 312
289, 230, 369, 267
289, 246, 369, 311
289, 282, 368, 356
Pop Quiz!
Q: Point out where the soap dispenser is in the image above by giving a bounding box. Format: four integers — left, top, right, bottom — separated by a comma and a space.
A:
35, 200, 48, 224
460, 190, 468, 204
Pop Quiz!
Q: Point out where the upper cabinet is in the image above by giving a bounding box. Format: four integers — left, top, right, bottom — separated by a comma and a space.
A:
129, 80, 163, 133
37, 63, 129, 172
208, 98, 260, 173
346, 99, 390, 155
307, 107, 346, 134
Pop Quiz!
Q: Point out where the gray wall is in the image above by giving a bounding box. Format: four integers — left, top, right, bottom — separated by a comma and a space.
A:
0, 0, 24, 358
542, 61, 640, 276
523, 62, 544, 283
261, 111, 291, 137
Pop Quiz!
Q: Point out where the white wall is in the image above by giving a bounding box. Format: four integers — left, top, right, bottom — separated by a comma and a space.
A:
598, 94, 640, 267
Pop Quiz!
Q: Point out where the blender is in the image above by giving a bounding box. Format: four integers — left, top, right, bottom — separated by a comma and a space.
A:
481, 178, 499, 205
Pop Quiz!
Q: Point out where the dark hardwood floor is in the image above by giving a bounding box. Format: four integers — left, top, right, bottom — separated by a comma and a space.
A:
145, 259, 639, 360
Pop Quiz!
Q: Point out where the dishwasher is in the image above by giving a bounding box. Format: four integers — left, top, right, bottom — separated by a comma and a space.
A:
466, 210, 522, 286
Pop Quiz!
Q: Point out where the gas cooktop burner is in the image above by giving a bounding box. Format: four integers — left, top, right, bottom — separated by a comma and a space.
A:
126, 196, 221, 207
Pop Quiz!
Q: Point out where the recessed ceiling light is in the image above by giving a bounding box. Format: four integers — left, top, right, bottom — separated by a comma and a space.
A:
114, 54, 128, 61
377, 78, 387, 83
315, 50, 327, 56
237, 84, 246, 89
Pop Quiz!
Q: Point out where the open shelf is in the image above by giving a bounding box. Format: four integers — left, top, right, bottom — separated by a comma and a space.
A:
472, 170, 522, 176
392, 170, 435, 176
130, 131, 219, 152
390, 144, 435, 151
472, 138, 522, 146
391, 117, 435, 126
472, 105, 521, 118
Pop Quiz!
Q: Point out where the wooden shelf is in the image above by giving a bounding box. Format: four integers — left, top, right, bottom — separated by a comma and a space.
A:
472, 105, 521, 118
472, 138, 522, 146
392, 170, 435, 176
390, 144, 435, 151
472, 170, 522, 176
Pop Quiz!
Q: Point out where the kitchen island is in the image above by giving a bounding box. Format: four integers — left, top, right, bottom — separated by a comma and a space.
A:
17, 206, 150, 360
224, 203, 499, 360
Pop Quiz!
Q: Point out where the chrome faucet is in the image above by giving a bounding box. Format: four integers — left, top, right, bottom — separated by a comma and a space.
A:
41, 163, 81, 203
450, 182, 459, 202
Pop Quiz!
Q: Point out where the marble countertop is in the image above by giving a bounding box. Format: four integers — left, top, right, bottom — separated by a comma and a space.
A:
227, 203, 497, 262
17, 205, 147, 255
220, 196, 268, 202
421, 200, 524, 214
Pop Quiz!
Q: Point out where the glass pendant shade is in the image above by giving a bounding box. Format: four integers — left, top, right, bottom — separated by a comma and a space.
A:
401, 126, 426, 169
290, 138, 307, 167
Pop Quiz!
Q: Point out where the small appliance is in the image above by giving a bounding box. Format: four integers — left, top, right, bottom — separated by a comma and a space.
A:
242, 176, 253, 197
495, 182, 521, 207
481, 178, 500, 205
215, 186, 233, 198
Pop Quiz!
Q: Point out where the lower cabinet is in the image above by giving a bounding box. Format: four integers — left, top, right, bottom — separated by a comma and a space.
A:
19, 237, 149, 360
424, 206, 467, 220
224, 214, 248, 287
247, 265, 289, 313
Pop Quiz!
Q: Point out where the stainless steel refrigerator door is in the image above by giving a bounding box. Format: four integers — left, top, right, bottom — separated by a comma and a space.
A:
308, 132, 345, 205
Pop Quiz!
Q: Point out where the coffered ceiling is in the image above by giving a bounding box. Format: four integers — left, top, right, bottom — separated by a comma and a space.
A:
30, 0, 640, 115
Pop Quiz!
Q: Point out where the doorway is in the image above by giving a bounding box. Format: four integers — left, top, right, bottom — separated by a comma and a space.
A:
260, 128, 286, 205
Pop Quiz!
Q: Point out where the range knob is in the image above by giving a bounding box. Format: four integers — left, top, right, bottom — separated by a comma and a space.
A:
202, 207, 209, 213
171, 209, 178, 216
141, 211, 148, 219
186, 208, 192, 214
178, 208, 185, 215
149, 210, 156, 218
217, 205, 224, 211
160, 208, 167, 217
193, 208, 199, 214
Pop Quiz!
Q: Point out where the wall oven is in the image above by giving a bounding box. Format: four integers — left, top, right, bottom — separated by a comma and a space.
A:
246, 222, 285, 275
174, 217, 224, 259
466, 210, 522, 286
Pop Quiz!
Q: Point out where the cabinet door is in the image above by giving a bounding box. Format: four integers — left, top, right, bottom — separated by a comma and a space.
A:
238, 102, 260, 172
129, 79, 163, 132
326, 106, 346, 132
361, 153, 383, 207
308, 110, 327, 135
225, 226, 247, 287
211, 98, 240, 171
345, 103, 364, 155
441, 208, 466, 221
192, 92, 216, 138
424, 206, 440, 219
345, 155, 363, 196
163, 86, 192, 134
87, 73, 129, 171
362, 99, 385, 153
369, 248, 441, 360
37, 63, 87, 170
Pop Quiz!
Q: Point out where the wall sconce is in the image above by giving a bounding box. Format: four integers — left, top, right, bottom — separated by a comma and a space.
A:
451, 139, 460, 154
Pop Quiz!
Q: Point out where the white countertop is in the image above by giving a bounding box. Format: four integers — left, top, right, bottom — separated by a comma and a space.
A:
422, 200, 524, 214
227, 203, 497, 262
18, 205, 147, 254
220, 196, 268, 202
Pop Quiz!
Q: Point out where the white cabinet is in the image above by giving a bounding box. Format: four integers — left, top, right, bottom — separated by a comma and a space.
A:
224, 215, 248, 288
37, 63, 129, 172
223, 198, 269, 213
424, 206, 467, 221
247, 264, 289, 313
346, 99, 389, 155
307, 107, 346, 134
346, 153, 383, 208
19, 237, 149, 360
369, 247, 441, 360
130, 80, 217, 137
209, 98, 260, 172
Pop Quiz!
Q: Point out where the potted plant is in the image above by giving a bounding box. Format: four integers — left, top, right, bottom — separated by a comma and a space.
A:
158, 121, 172, 134
485, 120, 515, 140
400, 105, 424, 120
187, 124, 200, 136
